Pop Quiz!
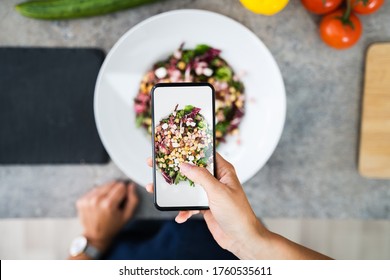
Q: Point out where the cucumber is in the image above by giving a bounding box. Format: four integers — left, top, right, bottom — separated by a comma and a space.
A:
15, 0, 162, 20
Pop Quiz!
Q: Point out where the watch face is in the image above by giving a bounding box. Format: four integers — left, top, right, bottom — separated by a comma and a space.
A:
69, 236, 87, 257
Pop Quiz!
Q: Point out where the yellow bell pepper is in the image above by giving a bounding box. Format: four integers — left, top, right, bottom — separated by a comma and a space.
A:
240, 0, 289, 16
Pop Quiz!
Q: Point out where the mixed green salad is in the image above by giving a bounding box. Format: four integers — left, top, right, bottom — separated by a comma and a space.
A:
134, 44, 245, 145
154, 104, 213, 186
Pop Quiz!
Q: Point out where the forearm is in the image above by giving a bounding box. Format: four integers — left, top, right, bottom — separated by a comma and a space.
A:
234, 224, 331, 260
233, 219, 330, 260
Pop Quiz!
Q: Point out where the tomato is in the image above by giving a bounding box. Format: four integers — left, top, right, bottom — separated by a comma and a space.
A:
319, 10, 362, 49
301, 0, 343, 14
352, 0, 384, 15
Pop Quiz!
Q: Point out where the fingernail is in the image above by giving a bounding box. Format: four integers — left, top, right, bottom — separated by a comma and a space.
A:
179, 162, 194, 173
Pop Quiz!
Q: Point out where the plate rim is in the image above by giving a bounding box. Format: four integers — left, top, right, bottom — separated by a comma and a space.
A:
94, 9, 286, 186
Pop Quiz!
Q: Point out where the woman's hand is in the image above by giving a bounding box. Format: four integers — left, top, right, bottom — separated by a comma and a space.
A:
147, 153, 331, 260
146, 153, 268, 259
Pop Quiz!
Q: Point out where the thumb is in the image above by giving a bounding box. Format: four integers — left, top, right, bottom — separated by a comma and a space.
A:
180, 163, 222, 194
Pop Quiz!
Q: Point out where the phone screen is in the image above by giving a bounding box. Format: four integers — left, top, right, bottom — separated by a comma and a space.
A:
151, 83, 215, 210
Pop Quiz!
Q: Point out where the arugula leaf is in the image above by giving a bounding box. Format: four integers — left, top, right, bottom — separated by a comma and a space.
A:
216, 121, 229, 133
215, 66, 232, 81
197, 158, 208, 166
174, 172, 187, 185
169, 170, 176, 178
135, 115, 144, 128
231, 80, 244, 92
194, 44, 210, 55
182, 50, 194, 63
184, 105, 194, 113
211, 58, 221, 67
154, 61, 166, 68
223, 106, 233, 119
197, 120, 205, 129
176, 110, 184, 118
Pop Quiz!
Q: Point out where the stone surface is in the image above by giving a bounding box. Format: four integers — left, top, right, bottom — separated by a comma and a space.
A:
1, 0, 390, 219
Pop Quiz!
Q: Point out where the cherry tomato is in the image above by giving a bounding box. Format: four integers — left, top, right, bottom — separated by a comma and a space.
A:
301, 0, 343, 14
352, 0, 384, 15
319, 9, 362, 49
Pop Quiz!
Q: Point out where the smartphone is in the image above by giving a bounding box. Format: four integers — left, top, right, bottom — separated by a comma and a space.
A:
151, 83, 216, 211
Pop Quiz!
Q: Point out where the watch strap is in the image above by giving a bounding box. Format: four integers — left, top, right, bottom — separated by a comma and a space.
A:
84, 243, 101, 259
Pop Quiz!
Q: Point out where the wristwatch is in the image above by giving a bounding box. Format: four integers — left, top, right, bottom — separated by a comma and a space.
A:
69, 236, 101, 259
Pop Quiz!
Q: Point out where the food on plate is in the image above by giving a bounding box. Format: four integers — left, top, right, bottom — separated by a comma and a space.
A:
240, 0, 289, 15
134, 44, 245, 145
319, 9, 362, 49
301, 0, 343, 15
154, 104, 213, 186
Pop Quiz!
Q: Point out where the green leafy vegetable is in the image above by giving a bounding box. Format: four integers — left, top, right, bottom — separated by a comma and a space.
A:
184, 105, 194, 113
174, 172, 187, 185
216, 66, 232, 81
216, 121, 229, 133
182, 50, 194, 63
197, 158, 208, 166
231, 80, 244, 92
194, 44, 210, 55
135, 114, 144, 127
197, 120, 205, 129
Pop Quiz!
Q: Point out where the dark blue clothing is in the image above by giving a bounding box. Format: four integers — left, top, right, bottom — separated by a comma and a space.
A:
103, 219, 237, 260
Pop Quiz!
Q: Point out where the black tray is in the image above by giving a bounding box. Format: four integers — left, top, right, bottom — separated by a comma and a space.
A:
0, 47, 108, 164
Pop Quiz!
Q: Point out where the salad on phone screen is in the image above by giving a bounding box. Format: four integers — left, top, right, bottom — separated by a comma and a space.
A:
154, 104, 213, 186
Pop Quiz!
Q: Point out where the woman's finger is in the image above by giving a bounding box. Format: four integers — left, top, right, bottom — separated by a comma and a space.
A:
145, 183, 154, 193
175, 210, 200, 224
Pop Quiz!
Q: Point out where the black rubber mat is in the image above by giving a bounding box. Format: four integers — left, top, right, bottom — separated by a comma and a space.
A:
0, 47, 108, 164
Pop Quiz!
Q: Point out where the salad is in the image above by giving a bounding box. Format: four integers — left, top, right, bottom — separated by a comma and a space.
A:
134, 44, 245, 145
154, 104, 213, 186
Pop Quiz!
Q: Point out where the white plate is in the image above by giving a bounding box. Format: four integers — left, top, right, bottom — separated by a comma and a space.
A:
94, 9, 286, 186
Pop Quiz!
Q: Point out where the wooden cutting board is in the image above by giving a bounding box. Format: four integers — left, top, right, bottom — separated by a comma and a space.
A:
359, 43, 390, 178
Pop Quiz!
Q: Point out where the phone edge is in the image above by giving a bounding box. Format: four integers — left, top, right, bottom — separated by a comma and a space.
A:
151, 82, 215, 211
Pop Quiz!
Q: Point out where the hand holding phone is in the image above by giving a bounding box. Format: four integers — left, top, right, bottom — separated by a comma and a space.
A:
146, 151, 332, 260
151, 83, 216, 210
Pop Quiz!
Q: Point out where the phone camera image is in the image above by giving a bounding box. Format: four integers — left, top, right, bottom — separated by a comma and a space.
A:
155, 104, 213, 186
152, 83, 215, 210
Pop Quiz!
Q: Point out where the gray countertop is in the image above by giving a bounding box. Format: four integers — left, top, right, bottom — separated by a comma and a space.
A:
1, 0, 390, 219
